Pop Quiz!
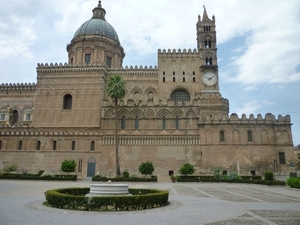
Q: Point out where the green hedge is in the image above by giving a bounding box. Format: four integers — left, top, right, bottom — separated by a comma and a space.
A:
0, 174, 77, 181
176, 177, 285, 186
92, 176, 157, 182
45, 187, 169, 211
286, 177, 300, 189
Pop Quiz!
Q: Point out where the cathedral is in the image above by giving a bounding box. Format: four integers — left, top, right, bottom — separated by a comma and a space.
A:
0, 2, 295, 180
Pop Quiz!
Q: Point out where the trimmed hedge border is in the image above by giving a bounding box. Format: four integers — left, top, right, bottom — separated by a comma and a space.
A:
0, 174, 77, 181
45, 187, 169, 211
176, 177, 285, 186
92, 176, 157, 182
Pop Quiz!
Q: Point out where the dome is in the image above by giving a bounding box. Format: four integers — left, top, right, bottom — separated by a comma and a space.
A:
73, 19, 120, 43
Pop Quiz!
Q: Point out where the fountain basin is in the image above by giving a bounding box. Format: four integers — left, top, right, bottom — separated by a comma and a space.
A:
86, 183, 129, 197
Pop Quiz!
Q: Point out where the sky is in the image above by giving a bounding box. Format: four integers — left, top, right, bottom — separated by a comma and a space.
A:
0, 0, 299, 145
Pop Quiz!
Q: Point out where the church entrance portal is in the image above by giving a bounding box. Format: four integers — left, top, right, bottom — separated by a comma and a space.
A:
87, 157, 96, 177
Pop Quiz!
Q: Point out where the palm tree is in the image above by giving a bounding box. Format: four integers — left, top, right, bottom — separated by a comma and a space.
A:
106, 74, 126, 176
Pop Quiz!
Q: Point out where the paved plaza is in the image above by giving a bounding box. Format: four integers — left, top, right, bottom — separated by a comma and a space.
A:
0, 180, 300, 225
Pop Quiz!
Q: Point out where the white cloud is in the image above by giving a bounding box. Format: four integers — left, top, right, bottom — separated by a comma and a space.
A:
0, 16, 36, 59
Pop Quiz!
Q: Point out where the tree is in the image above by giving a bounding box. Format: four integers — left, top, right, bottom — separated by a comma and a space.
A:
179, 163, 195, 176
139, 161, 155, 176
3, 162, 18, 174
61, 160, 76, 175
106, 74, 126, 177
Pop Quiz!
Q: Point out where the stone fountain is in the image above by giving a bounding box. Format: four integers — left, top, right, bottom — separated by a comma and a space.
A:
86, 180, 130, 197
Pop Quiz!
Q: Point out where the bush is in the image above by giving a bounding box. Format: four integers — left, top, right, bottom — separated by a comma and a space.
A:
286, 177, 300, 189
179, 163, 195, 176
3, 162, 18, 174
222, 172, 241, 180
61, 160, 76, 174
139, 161, 154, 176
212, 167, 222, 179
0, 174, 77, 181
264, 171, 274, 181
45, 187, 169, 211
122, 170, 129, 178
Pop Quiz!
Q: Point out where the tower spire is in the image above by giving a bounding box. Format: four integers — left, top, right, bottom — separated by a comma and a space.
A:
202, 5, 209, 20
98, 0, 102, 7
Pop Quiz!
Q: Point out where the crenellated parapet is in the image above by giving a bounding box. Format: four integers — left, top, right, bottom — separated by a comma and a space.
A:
158, 48, 199, 59
108, 66, 158, 79
0, 83, 36, 92
199, 113, 291, 125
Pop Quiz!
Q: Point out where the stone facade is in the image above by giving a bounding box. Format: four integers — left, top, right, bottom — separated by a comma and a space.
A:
0, 2, 295, 180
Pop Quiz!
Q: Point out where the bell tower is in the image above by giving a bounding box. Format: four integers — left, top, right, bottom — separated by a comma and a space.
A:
197, 6, 219, 93
196, 7, 229, 118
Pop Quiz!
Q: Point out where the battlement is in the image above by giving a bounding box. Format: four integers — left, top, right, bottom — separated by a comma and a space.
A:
199, 113, 291, 125
37, 63, 158, 71
0, 83, 36, 92
158, 49, 199, 57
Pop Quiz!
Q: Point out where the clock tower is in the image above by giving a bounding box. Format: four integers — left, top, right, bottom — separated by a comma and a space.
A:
197, 7, 229, 118
197, 6, 219, 93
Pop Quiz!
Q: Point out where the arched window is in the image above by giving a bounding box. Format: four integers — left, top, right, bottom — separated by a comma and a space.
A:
175, 116, 179, 129
171, 90, 190, 105
220, 131, 225, 142
135, 116, 139, 130
71, 141, 76, 150
53, 140, 57, 150
12, 110, 18, 123
248, 131, 253, 142
90, 141, 95, 150
0, 140, 2, 150
162, 116, 166, 130
121, 116, 126, 129
63, 94, 72, 109
37, 140, 41, 150
18, 140, 22, 150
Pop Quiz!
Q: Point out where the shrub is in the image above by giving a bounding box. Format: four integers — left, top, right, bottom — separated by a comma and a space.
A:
179, 163, 195, 176
264, 171, 274, 181
3, 162, 18, 174
61, 160, 76, 174
223, 172, 241, 180
286, 177, 300, 189
139, 161, 154, 176
122, 170, 129, 178
212, 167, 222, 179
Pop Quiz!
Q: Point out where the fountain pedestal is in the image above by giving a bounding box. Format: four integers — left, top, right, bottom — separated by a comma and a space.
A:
86, 183, 129, 197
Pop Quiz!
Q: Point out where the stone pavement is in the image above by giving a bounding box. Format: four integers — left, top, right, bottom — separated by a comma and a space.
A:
0, 180, 300, 225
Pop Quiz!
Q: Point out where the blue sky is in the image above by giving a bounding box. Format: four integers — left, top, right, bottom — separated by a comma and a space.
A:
0, 0, 299, 145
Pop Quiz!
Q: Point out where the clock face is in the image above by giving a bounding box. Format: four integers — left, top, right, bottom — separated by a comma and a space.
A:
203, 72, 217, 86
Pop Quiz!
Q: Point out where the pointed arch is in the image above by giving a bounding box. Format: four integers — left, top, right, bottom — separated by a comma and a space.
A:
157, 109, 170, 118
260, 129, 269, 144
117, 109, 130, 118
186, 108, 197, 118
131, 109, 144, 118
232, 129, 240, 144
145, 109, 155, 118
171, 109, 184, 118
205, 129, 213, 144
104, 109, 114, 118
